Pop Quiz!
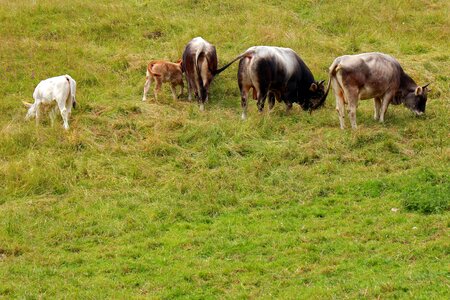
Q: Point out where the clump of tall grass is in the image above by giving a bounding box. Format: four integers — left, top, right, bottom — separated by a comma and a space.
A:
401, 169, 449, 214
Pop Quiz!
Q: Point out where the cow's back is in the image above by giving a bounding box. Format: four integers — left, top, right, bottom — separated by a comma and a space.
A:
34, 75, 70, 104
335, 53, 402, 99
242, 46, 315, 99
151, 62, 182, 83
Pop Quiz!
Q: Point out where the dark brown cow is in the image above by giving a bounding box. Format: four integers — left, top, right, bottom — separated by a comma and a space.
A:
323, 52, 430, 129
182, 37, 218, 111
215, 46, 326, 119
239, 46, 326, 119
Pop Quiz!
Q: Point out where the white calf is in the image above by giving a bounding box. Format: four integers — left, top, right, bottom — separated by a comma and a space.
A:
24, 74, 77, 130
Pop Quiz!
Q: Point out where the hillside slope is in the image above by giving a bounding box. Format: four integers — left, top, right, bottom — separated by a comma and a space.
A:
0, 0, 449, 298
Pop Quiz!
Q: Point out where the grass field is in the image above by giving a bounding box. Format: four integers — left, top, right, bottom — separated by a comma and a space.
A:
0, 0, 449, 298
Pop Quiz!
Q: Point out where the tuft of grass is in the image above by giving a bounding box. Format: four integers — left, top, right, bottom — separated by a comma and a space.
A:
401, 169, 450, 214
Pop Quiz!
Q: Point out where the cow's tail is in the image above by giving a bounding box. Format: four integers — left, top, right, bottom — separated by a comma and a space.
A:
214, 51, 253, 76
65, 75, 77, 109
194, 47, 207, 101
319, 58, 341, 105
147, 62, 162, 77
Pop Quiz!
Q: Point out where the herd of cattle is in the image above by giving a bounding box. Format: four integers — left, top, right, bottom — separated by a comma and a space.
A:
24, 36, 430, 130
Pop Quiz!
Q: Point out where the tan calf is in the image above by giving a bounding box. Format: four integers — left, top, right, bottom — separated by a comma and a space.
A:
142, 60, 184, 101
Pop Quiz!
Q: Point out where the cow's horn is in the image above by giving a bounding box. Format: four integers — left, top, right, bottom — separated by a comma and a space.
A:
422, 83, 431, 89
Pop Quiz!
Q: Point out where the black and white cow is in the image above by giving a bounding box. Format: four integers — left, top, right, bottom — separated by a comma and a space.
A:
323, 52, 430, 129
217, 46, 326, 119
182, 37, 218, 111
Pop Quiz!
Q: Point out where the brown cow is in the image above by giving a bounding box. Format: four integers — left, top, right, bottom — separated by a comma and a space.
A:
181, 37, 218, 111
142, 60, 184, 101
323, 52, 430, 129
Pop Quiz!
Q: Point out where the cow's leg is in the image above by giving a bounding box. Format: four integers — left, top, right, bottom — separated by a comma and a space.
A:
35, 102, 41, 126
240, 87, 250, 120
170, 83, 177, 100
199, 84, 209, 111
199, 97, 206, 111
49, 105, 58, 127
142, 75, 151, 101
333, 80, 346, 129
348, 99, 358, 129
57, 101, 70, 130
379, 92, 393, 123
199, 91, 205, 112
186, 76, 193, 101
343, 85, 359, 129
178, 81, 184, 99
374, 97, 382, 120
257, 89, 268, 113
154, 78, 162, 101
343, 88, 359, 129
268, 93, 275, 111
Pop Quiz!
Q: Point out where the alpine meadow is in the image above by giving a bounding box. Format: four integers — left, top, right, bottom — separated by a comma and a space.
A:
1, 0, 449, 298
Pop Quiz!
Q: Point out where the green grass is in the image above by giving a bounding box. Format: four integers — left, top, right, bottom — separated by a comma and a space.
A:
1, 0, 449, 298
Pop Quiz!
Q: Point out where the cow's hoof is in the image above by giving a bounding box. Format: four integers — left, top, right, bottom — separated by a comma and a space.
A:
241, 113, 247, 120
199, 104, 205, 111
142, 98, 147, 102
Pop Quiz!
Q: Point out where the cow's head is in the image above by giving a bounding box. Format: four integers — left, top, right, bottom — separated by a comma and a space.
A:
402, 83, 430, 115
301, 80, 326, 111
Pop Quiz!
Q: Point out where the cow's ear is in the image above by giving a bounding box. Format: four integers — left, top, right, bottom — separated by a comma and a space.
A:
309, 83, 318, 92
415, 86, 423, 96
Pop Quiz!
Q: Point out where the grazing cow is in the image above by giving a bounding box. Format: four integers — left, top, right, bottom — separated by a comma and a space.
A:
323, 52, 430, 129
182, 37, 218, 111
142, 59, 184, 101
216, 46, 326, 119
23, 74, 77, 130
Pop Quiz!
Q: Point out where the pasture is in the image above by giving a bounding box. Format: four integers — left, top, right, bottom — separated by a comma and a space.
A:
0, 0, 449, 298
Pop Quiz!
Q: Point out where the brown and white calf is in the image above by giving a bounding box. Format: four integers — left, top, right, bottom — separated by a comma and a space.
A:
323, 52, 430, 129
142, 60, 184, 101
181, 37, 218, 111
23, 74, 77, 130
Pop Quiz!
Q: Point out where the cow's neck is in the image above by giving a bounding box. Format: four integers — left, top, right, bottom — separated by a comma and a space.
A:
399, 69, 417, 94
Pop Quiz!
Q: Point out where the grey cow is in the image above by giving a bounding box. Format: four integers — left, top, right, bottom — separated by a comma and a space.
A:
323, 52, 430, 129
